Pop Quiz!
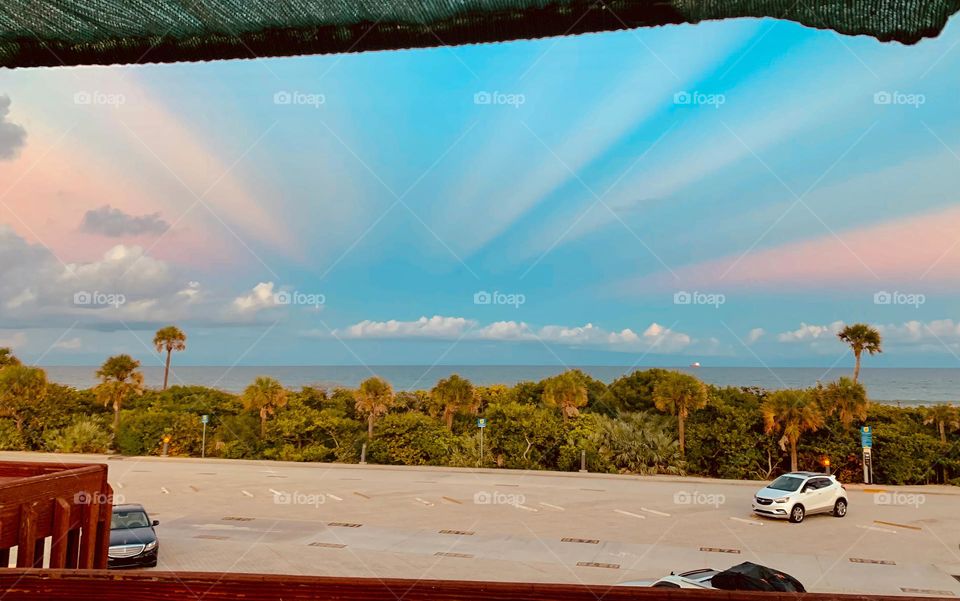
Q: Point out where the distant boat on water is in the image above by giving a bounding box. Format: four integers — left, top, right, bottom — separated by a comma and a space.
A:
690, 362, 701, 368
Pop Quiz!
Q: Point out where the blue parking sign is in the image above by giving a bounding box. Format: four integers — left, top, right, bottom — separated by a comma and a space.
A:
477, 418, 487, 428
861, 425, 872, 448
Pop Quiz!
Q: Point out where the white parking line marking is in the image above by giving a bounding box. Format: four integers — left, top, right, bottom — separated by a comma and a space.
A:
539, 502, 565, 511
160, 487, 169, 494
241, 490, 254, 497
116, 482, 124, 489
614, 509, 646, 519
326, 493, 343, 501
415, 497, 435, 507
515, 504, 538, 512
730, 517, 763, 526
269, 488, 284, 496
641, 507, 670, 517
857, 525, 897, 534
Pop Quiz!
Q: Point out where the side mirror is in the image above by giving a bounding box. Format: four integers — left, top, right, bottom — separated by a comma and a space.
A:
152, 520, 160, 526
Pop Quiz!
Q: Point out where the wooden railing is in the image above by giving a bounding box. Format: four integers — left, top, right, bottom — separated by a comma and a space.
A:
0, 571, 948, 601
0, 461, 112, 569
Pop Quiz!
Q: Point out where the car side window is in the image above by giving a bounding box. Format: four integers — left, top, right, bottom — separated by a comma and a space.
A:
809, 478, 829, 490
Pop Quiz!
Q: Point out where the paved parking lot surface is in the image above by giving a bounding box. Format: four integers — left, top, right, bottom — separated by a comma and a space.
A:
5, 452, 960, 596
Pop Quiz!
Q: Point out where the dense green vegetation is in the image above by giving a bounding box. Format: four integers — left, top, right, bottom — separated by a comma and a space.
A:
0, 322, 958, 485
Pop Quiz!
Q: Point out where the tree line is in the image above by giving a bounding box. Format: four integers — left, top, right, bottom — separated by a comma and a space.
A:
0, 323, 957, 485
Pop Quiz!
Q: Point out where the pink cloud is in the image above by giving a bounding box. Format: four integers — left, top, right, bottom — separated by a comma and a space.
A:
634, 203, 960, 292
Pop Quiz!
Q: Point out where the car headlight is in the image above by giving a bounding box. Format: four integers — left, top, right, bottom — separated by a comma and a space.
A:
143, 540, 158, 551
774, 498, 788, 503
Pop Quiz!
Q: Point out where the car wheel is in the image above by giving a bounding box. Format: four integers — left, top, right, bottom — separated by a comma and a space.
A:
789, 504, 805, 523
833, 499, 847, 517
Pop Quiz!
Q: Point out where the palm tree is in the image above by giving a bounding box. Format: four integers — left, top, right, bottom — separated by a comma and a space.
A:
355, 376, 394, 438
837, 323, 882, 383
242, 376, 288, 438
651, 371, 708, 459
431, 374, 476, 430
153, 326, 186, 390
95, 354, 144, 439
542, 371, 588, 420
0, 365, 47, 432
0, 347, 21, 368
762, 389, 825, 472
924, 404, 960, 444
821, 377, 869, 428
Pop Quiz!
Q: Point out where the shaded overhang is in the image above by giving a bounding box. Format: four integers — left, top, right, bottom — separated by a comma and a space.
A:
2, 0, 959, 69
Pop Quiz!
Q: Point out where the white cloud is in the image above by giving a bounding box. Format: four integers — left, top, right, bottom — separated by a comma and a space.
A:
230, 282, 278, 315
337, 316, 475, 339
747, 328, 765, 344
336, 316, 692, 353
878, 319, 960, 344
53, 337, 82, 350
777, 321, 845, 343
476, 321, 535, 340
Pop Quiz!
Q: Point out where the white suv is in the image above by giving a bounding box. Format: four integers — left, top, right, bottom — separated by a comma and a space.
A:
752, 472, 847, 523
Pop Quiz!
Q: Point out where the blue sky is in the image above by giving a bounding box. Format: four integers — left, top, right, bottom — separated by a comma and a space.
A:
2, 17, 960, 368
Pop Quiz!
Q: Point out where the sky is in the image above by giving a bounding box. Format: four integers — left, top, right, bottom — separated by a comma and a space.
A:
2, 17, 960, 369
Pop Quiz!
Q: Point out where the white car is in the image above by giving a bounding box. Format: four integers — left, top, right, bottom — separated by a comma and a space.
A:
752, 472, 847, 523
620, 568, 719, 588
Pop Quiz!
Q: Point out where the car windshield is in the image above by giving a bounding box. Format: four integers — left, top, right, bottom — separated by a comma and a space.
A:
768, 476, 804, 492
112, 510, 150, 530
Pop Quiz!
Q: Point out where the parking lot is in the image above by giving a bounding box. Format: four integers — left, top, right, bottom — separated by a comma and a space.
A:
4, 451, 960, 596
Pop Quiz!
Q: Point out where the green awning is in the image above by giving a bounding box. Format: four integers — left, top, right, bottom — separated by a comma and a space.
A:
2, 0, 958, 69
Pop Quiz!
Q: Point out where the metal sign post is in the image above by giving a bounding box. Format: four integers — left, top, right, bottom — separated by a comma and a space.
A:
477, 418, 487, 467
201, 414, 209, 459
861, 426, 873, 484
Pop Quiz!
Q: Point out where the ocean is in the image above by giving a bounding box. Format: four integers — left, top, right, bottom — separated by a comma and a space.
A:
41, 366, 958, 404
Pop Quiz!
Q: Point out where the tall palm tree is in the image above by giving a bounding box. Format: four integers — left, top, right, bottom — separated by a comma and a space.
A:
0, 365, 47, 432
95, 354, 144, 439
542, 371, 588, 420
762, 389, 825, 472
837, 323, 882, 383
821, 376, 869, 428
355, 376, 394, 438
153, 326, 186, 390
924, 404, 960, 444
431, 374, 476, 430
651, 371, 708, 459
242, 376, 288, 438
0, 347, 21, 368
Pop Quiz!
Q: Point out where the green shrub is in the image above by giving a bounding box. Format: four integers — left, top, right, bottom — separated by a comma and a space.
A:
43, 417, 111, 453
368, 413, 458, 465
0, 419, 24, 450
